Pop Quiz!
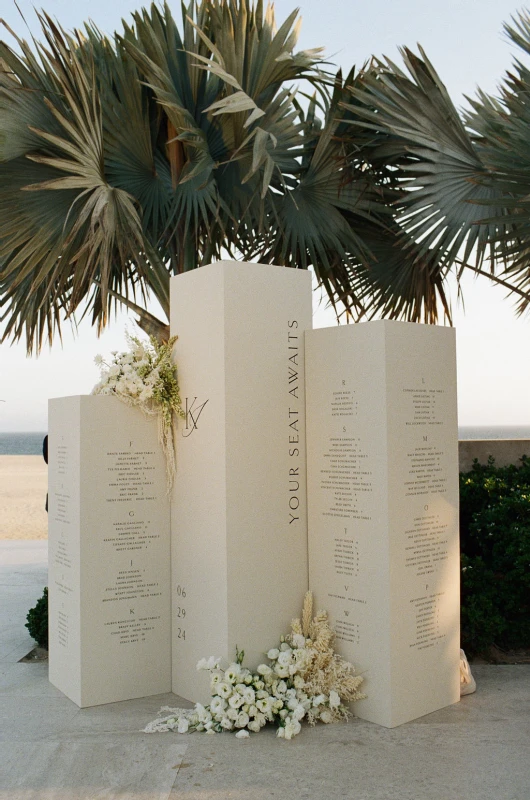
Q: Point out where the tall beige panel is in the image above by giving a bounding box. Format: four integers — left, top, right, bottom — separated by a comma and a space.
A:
170, 262, 312, 703
306, 321, 460, 728
48, 395, 171, 707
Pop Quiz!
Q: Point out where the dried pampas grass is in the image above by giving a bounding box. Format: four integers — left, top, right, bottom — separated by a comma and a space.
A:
290, 591, 365, 724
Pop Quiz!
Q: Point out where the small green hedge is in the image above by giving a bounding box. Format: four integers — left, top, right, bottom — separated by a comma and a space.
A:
460, 456, 530, 655
26, 586, 48, 649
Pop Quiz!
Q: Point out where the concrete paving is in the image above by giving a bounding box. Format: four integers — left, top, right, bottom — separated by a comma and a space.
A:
1, 541, 529, 800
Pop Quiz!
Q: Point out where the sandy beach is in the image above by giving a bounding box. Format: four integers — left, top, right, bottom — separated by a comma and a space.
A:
0, 456, 48, 540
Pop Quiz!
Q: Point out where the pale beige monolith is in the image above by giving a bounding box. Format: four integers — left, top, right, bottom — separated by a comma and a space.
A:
48, 395, 170, 707
305, 321, 460, 728
170, 262, 312, 703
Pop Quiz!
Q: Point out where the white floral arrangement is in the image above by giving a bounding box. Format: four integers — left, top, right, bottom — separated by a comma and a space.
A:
92, 333, 184, 490
144, 593, 364, 740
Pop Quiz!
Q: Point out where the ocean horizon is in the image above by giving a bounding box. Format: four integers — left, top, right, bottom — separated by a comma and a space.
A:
1, 426, 530, 455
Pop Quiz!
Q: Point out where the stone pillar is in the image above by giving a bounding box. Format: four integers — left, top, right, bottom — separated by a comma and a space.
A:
48, 395, 171, 707
305, 321, 460, 727
170, 262, 312, 703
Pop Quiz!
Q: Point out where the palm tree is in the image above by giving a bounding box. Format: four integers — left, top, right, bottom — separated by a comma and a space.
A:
343, 9, 530, 318
0, 0, 468, 353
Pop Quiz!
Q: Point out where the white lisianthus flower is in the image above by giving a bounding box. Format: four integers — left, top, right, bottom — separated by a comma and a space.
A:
257, 664, 272, 677
242, 687, 255, 705
228, 693, 244, 709
217, 682, 232, 699
292, 704, 306, 721
277, 650, 292, 667
293, 675, 305, 689
277, 726, 285, 738
196, 658, 209, 671
236, 711, 249, 728
204, 721, 214, 731
284, 719, 301, 740
256, 689, 269, 700
177, 717, 189, 734
279, 709, 288, 720
94, 355, 104, 366
235, 729, 250, 739
205, 729, 215, 735
287, 697, 298, 711
248, 704, 258, 718
226, 708, 239, 721
225, 665, 241, 684
291, 633, 306, 649
272, 699, 284, 714
220, 717, 233, 730
274, 665, 289, 678
256, 697, 273, 714
319, 709, 333, 724
248, 720, 261, 733
253, 679, 265, 691
276, 680, 288, 695
255, 712, 267, 727
210, 672, 222, 689
267, 648, 280, 660
196, 704, 211, 723
280, 642, 290, 651
210, 697, 227, 716
329, 690, 341, 709
312, 694, 327, 707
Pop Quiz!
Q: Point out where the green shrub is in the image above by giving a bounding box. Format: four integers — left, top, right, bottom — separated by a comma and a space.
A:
26, 587, 48, 649
460, 456, 530, 654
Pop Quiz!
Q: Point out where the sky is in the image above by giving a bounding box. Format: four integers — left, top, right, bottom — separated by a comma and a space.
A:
1, 0, 529, 431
